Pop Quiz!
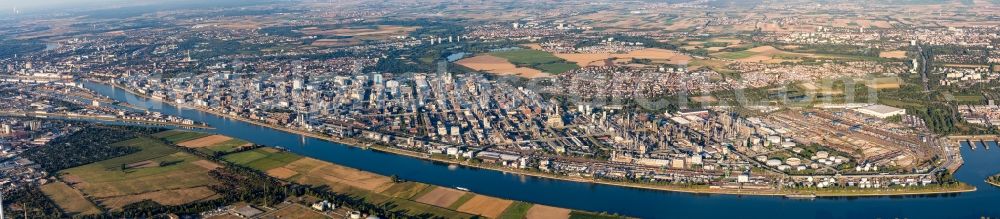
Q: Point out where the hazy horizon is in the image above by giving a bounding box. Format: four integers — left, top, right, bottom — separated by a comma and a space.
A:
1, 0, 273, 17
1, 0, 132, 11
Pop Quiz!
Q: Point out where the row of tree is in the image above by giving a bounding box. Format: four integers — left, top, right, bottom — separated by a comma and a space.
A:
988, 174, 1000, 185
3, 124, 167, 218
23, 125, 165, 173
2, 185, 66, 218
0, 39, 45, 59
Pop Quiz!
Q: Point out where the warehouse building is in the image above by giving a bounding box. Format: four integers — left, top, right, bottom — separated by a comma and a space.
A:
854, 104, 906, 119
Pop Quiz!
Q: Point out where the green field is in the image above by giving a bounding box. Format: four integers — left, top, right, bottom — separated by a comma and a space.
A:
222, 149, 269, 164
58, 137, 219, 206
536, 62, 581, 74
345, 188, 475, 219
489, 49, 580, 74
701, 41, 730, 47
203, 138, 251, 153
153, 130, 212, 143
411, 184, 440, 199
951, 94, 984, 104
820, 54, 891, 62
222, 148, 304, 170
297, 178, 474, 218
447, 193, 476, 209
76, 137, 181, 171
498, 201, 533, 219
155, 130, 252, 154
381, 182, 432, 199
712, 50, 758, 59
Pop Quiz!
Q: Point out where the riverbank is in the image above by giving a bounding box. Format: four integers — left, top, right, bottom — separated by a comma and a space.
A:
86, 80, 979, 198
0, 110, 213, 129
375, 145, 977, 197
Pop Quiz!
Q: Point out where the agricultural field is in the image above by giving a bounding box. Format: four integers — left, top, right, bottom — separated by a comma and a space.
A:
498, 201, 534, 219
414, 187, 468, 208
177, 134, 232, 148
526, 204, 572, 219
797, 81, 845, 96
40, 182, 102, 215
380, 181, 433, 199
98, 187, 219, 210
554, 48, 692, 67
304, 25, 417, 47
172, 132, 252, 154
56, 137, 221, 210
285, 157, 395, 191
153, 130, 213, 143
712, 46, 887, 63
455, 195, 514, 218
688, 58, 736, 74
222, 148, 475, 218
690, 95, 719, 103
491, 49, 566, 64
448, 193, 476, 209
220, 148, 587, 218
223, 148, 395, 192
222, 147, 302, 170
879, 50, 908, 59
536, 63, 581, 75
456, 55, 550, 78
489, 49, 580, 74
682, 38, 743, 49
32, 129, 610, 218
264, 204, 331, 219
865, 77, 903, 90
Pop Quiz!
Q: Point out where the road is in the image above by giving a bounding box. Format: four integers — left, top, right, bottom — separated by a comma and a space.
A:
917, 44, 931, 94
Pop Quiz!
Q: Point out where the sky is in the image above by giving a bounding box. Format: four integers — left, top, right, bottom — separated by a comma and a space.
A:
0, 0, 272, 17
0, 0, 131, 14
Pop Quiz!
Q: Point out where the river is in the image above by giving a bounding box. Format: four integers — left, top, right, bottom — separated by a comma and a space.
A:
82, 81, 1000, 218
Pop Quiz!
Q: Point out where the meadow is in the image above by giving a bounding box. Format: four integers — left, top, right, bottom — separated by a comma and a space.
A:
57, 137, 221, 210
490, 49, 580, 74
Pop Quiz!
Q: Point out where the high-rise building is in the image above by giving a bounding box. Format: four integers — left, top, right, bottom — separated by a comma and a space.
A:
372, 73, 383, 85
27, 120, 41, 131
1, 124, 10, 134
292, 78, 304, 90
